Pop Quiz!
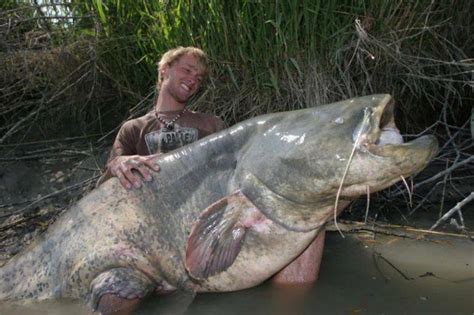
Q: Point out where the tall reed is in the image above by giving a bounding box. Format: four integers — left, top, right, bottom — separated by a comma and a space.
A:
74, 0, 471, 126
1, 0, 471, 144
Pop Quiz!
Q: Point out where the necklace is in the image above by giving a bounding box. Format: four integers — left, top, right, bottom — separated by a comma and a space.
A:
154, 108, 187, 131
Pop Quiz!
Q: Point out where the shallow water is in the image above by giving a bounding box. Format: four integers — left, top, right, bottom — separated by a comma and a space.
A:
1, 232, 473, 315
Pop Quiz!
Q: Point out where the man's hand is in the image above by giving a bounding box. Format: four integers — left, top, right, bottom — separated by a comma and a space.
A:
109, 155, 160, 190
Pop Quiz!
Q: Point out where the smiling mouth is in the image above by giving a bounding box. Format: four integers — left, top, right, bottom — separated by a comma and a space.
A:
181, 83, 191, 92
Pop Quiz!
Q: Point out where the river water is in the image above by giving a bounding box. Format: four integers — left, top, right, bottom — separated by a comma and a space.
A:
1, 231, 473, 315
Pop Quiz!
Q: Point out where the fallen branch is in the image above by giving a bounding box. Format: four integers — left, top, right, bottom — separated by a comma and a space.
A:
326, 220, 474, 240
430, 192, 474, 231
373, 251, 414, 281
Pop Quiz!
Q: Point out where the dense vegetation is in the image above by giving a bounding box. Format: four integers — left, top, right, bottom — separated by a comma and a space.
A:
1, 0, 472, 144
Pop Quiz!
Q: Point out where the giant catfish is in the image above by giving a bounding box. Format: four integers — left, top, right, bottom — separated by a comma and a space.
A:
0, 94, 438, 313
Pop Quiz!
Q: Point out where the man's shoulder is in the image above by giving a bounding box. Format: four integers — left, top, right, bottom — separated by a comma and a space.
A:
121, 112, 155, 129
187, 110, 223, 123
186, 110, 226, 131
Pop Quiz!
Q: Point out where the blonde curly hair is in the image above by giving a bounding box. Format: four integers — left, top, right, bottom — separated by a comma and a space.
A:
157, 46, 209, 89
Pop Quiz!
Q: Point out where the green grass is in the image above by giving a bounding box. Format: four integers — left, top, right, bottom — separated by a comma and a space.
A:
0, 0, 472, 143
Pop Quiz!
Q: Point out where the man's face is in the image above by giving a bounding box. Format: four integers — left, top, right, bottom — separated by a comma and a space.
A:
161, 54, 206, 104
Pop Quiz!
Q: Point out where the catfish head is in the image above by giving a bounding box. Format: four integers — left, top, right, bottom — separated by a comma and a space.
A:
239, 94, 438, 231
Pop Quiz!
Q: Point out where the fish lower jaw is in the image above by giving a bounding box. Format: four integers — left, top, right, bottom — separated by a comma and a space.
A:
338, 177, 403, 197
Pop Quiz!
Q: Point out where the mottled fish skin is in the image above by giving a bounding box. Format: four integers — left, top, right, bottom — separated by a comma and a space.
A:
0, 95, 438, 308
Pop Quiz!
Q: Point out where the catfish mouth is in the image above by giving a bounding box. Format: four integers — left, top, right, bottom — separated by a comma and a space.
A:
354, 96, 436, 158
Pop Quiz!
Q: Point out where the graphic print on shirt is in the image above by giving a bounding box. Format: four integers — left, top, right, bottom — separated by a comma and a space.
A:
144, 124, 198, 154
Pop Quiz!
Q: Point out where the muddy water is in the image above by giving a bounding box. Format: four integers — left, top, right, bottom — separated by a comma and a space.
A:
1, 232, 473, 315
175, 232, 474, 315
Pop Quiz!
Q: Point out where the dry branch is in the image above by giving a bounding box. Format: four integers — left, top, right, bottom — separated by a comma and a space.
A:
327, 220, 474, 240
430, 192, 474, 231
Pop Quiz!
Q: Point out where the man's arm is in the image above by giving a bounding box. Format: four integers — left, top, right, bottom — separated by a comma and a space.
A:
96, 123, 160, 189
272, 229, 326, 286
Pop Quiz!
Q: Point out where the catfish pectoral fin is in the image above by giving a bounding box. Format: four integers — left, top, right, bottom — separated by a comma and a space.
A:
185, 191, 259, 280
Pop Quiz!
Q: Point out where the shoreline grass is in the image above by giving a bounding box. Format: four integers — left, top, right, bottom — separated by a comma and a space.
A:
0, 0, 471, 142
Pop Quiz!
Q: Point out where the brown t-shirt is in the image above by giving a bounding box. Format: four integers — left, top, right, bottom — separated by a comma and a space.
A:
98, 109, 226, 184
